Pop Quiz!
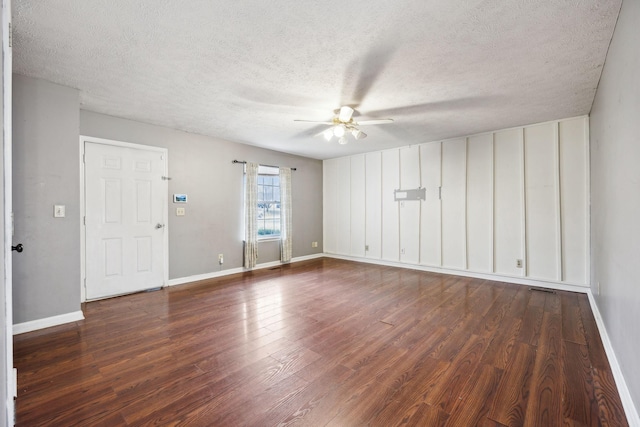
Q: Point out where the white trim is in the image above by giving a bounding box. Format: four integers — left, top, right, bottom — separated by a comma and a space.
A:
586, 291, 640, 426
323, 253, 590, 293
79, 135, 169, 302
13, 311, 84, 335
2, 0, 13, 423
167, 253, 324, 287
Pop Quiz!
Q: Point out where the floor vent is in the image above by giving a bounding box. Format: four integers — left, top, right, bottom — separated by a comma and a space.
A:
529, 287, 556, 294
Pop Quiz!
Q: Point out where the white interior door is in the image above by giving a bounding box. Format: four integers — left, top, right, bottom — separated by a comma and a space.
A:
84, 141, 167, 300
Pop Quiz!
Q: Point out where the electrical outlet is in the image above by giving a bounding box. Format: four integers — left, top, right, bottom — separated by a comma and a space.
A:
218, 254, 224, 264
401, 248, 405, 255
311, 241, 318, 248
516, 259, 523, 268
176, 207, 185, 216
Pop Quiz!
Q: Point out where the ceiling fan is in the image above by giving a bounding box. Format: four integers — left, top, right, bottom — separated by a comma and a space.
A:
294, 106, 393, 144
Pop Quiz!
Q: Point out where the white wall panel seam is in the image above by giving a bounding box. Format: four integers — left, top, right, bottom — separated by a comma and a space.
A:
554, 122, 563, 282
439, 142, 443, 267
520, 128, 527, 278
492, 134, 496, 273
464, 138, 469, 270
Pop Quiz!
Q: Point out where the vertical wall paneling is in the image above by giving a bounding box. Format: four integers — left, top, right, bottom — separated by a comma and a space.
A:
399, 146, 421, 264
323, 159, 338, 254
381, 149, 400, 261
524, 123, 560, 280
494, 129, 524, 276
559, 117, 588, 284
554, 123, 563, 281
365, 152, 382, 259
336, 156, 351, 255
466, 134, 494, 272
419, 142, 442, 266
322, 117, 589, 288
441, 138, 467, 269
350, 154, 366, 257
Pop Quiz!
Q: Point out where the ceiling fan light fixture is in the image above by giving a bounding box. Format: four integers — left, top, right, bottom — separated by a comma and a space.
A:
338, 136, 348, 145
333, 125, 345, 137
338, 106, 354, 122
323, 128, 334, 141
352, 129, 366, 140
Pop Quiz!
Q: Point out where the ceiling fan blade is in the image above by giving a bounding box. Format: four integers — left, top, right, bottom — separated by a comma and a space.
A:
293, 119, 334, 124
356, 119, 394, 125
341, 44, 396, 107
338, 106, 354, 123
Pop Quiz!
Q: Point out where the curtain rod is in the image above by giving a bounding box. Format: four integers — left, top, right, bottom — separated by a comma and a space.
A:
232, 160, 297, 171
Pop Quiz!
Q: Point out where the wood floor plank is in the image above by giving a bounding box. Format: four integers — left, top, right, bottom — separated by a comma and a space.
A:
12, 258, 628, 426
523, 312, 563, 426
424, 334, 490, 413
592, 367, 629, 427
489, 342, 536, 426
446, 363, 503, 426
561, 340, 599, 426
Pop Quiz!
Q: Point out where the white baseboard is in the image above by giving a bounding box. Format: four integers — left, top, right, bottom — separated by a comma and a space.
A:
13, 310, 85, 335
323, 253, 590, 294
167, 253, 324, 287
587, 291, 640, 426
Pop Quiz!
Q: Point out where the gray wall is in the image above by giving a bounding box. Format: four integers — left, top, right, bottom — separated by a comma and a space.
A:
80, 111, 323, 279
12, 75, 81, 324
590, 0, 640, 414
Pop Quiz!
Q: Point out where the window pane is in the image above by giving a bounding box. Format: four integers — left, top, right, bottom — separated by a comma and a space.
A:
256, 173, 281, 238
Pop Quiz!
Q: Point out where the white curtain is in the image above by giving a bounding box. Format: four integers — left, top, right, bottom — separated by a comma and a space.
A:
244, 162, 259, 269
279, 167, 293, 263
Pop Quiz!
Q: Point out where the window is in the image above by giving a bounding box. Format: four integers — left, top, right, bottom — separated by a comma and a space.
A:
257, 166, 280, 238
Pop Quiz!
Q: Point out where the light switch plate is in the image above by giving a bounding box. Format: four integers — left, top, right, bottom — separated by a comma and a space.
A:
176, 207, 185, 216
54, 205, 65, 218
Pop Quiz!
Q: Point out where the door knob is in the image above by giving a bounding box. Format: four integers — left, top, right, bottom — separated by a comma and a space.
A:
12, 244, 23, 253
155, 223, 165, 229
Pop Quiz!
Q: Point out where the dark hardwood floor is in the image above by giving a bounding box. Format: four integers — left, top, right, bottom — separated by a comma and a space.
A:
14, 258, 628, 426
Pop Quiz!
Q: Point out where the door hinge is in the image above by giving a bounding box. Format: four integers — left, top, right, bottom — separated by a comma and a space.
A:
83, 216, 86, 225
161, 176, 172, 181
8, 23, 12, 48
82, 153, 85, 163
438, 186, 442, 200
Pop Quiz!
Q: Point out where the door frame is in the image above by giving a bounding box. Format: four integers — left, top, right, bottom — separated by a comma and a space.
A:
79, 136, 169, 302
2, 0, 13, 422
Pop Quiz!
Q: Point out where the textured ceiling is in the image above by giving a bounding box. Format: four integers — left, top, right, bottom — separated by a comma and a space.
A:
13, 0, 621, 160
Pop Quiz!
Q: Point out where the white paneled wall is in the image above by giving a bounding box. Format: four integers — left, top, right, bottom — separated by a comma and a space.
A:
441, 138, 467, 269
399, 146, 421, 264
323, 116, 590, 287
419, 142, 441, 266
381, 150, 400, 261
494, 128, 525, 277
336, 157, 351, 255
466, 134, 494, 273
350, 155, 366, 258
524, 123, 560, 280
365, 152, 382, 259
